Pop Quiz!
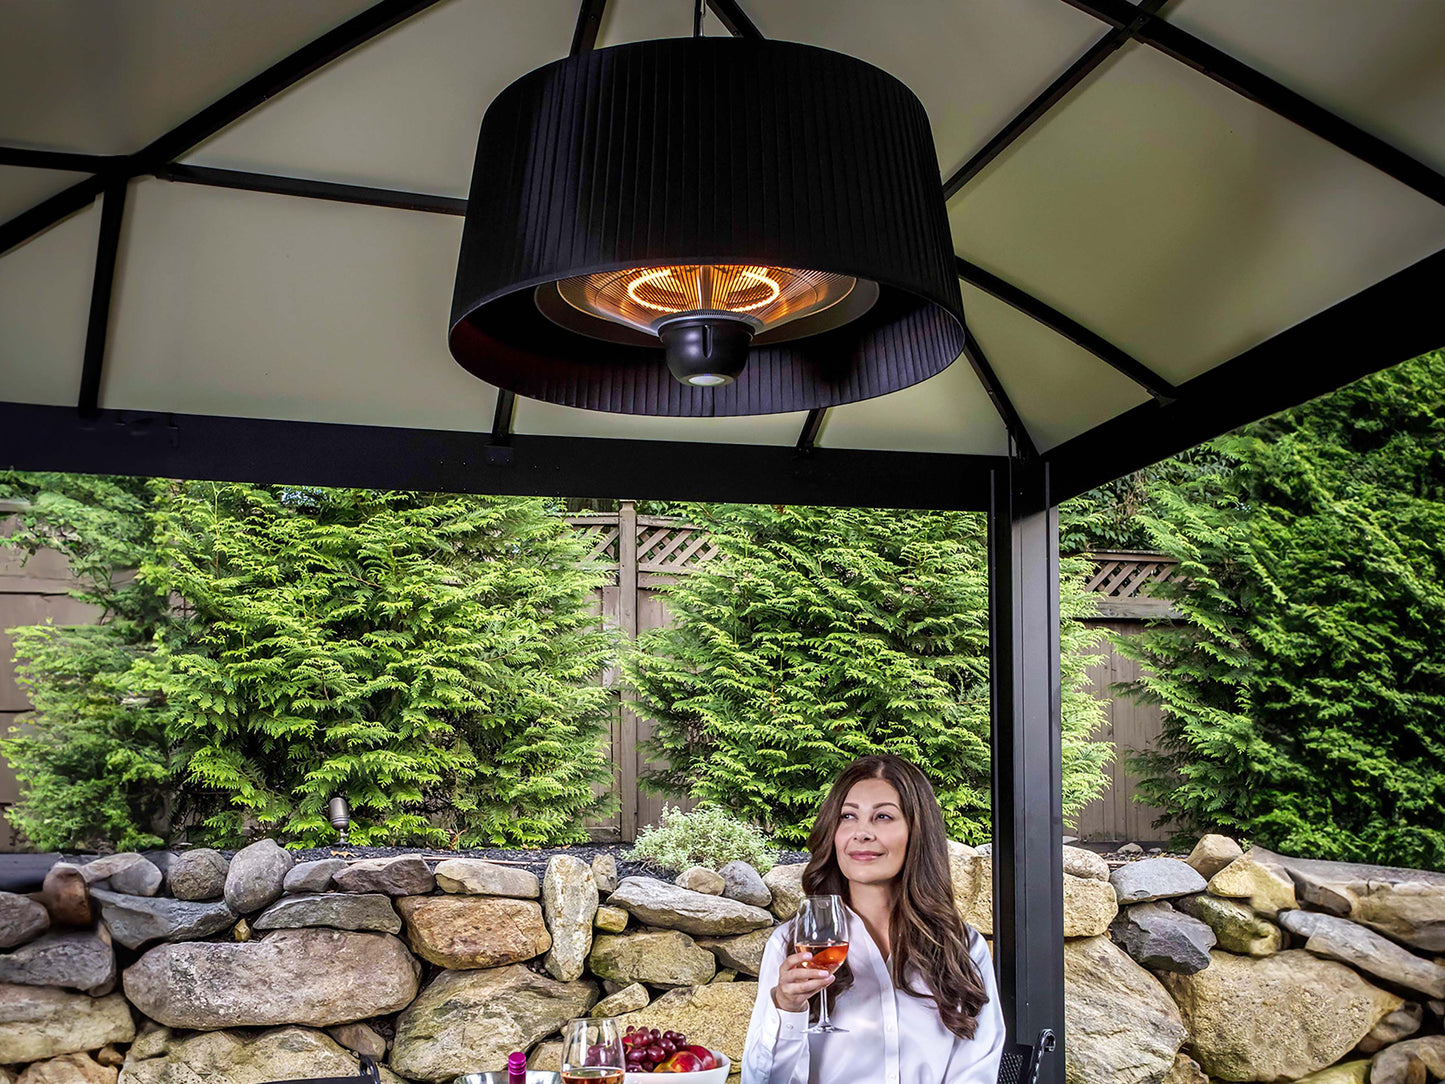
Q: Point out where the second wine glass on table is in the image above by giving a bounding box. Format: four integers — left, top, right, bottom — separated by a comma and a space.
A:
560, 1017, 625, 1084
795, 894, 850, 1034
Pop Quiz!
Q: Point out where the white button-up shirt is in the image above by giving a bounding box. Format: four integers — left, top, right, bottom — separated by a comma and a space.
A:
742, 908, 1004, 1084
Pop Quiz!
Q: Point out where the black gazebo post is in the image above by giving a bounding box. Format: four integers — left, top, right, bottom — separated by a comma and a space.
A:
989, 456, 1066, 1084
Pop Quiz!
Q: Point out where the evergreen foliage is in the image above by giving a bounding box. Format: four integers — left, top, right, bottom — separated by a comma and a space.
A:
0, 473, 174, 851
2, 478, 617, 849
623, 505, 1112, 844
1120, 350, 1445, 870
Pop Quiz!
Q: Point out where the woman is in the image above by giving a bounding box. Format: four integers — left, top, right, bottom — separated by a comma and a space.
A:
742, 755, 1003, 1084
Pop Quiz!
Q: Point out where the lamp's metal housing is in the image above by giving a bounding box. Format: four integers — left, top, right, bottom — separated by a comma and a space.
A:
450, 37, 965, 416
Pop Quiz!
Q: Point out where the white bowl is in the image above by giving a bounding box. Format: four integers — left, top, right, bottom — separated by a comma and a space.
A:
623, 1051, 730, 1084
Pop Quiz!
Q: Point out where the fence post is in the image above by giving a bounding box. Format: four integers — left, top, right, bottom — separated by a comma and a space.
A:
617, 501, 640, 840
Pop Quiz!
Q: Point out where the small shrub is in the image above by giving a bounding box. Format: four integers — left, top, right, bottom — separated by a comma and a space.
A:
629, 804, 777, 874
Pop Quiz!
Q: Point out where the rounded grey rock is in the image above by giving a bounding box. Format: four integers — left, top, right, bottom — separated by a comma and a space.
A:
168, 849, 229, 901
718, 861, 771, 907
224, 840, 295, 914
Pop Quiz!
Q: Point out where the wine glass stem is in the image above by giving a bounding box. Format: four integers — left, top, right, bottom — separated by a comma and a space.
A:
818, 985, 830, 1028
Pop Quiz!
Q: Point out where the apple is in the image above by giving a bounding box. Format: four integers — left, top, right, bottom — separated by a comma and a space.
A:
681, 1046, 717, 1070
655, 1051, 704, 1073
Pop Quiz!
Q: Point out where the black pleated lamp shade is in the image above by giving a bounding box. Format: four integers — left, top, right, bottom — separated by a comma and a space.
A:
450, 37, 965, 417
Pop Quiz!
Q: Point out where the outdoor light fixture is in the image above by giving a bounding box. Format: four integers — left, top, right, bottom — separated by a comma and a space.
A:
329, 796, 350, 845
449, 35, 965, 415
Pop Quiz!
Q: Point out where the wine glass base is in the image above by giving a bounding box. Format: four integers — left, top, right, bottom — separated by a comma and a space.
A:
806, 1023, 849, 1034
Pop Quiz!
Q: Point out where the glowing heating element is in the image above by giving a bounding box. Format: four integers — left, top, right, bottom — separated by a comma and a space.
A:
558, 264, 856, 336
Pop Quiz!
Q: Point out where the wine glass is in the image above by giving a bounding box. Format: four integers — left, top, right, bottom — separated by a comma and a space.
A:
795, 894, 850, 1034
560, 1017, 625, 1083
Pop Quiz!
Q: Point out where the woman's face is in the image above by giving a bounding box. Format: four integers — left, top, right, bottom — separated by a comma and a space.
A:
833, 777, 910, 887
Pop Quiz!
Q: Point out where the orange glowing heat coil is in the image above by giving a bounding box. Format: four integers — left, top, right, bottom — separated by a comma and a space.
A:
557, 264, 855, 336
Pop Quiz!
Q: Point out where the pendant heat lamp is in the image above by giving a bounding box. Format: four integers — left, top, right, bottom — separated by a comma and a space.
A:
449, 35, 965, 416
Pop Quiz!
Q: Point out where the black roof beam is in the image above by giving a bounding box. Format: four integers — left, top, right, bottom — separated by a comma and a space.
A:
0, 0, 446, 258
0, 402, 1003, 513
570, 0, 607, 55
77, 181, 127, 419
1060, 0, 1445, 208
154, 164, 467, 216
0, 148, 121, 173
943, 0, 1167, 199
956, 256, 1178, 401
961, 323, 1038, 459
705, 0, 764, 40
796, 408, 827, 453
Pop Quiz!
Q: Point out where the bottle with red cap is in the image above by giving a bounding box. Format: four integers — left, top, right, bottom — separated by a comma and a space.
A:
506, 1051, 526, 1084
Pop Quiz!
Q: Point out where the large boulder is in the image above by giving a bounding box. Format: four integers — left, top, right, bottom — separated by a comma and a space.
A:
1110, 858, 1207, 904
283, 860, 348, 896
0, 931, 115, 994
332, 856, 434, 897
1160, 949, 1403, 1081
122, 928, 420, 1029
167, 850, 229, 901
1066, 877, 1120, 938
1173, 894, 1281, 957
762, 864, 805, 921
1062, 846, 1110, 882
719, 861, 771, 907
1110, 902, 1214, 974
697, 927, 772, 977
613, 982, 759, 1069
18, 1052, 115, 1084
588, 930, 716, 988
608, 877, 773, 937
950, 856, 1118, 937
590, 982, 651, 1018
1206, 853, 1298, 918
1062, 936, 1186, 1084
253, 894, 402, 935
0, 893, 50, 948
1184, 835, 1242, 880
0, 985, 134, 1063
397, 896, 550, 970
224, 840, 294, 915
1371, 1036, 1445, 1084
78, 855, 162, 898
543, 855, 597, 982
89, 890, 236, 950
1249, 846, 1445, 923
40, 864, 92, 928
594, 905, 629, 933
1280, 909, 1445, 999
676, 867, 726, 895
591, 854, 619, 894
390, 964, 597, 1081
119, 1026, 407, 1084
433, 858, 540, 899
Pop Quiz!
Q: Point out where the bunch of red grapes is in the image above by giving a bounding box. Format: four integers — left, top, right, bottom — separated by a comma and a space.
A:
622, 1026, 707, 1073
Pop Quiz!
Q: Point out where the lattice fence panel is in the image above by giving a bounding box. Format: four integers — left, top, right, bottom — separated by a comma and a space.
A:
1085, 552, 1180, 600
637, 521, 718, 575
567, 519, 621, 569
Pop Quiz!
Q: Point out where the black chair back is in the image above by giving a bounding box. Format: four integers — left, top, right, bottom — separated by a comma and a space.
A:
997, 1028, 1053, 1084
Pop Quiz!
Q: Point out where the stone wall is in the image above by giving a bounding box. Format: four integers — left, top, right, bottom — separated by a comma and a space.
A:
0, 839, 1440, 1084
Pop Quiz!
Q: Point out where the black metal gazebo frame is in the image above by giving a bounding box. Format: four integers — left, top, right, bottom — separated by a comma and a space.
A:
3, 2, 1445, 1081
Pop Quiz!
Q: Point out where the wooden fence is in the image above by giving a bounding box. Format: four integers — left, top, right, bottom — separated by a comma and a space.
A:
0, 512, 1177, 847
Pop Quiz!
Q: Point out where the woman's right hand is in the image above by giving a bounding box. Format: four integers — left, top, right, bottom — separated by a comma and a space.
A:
771, 950, 834, 1013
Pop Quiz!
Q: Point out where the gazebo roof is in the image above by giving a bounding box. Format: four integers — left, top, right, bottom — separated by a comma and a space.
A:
2, 0, 1443, 508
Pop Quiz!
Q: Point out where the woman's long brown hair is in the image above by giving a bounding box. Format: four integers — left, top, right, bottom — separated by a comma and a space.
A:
795, 754, 988, 1039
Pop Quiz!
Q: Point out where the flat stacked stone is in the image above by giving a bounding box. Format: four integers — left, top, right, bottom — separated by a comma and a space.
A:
608, 876, 774, 937
433, 858, 539, 899
397, 896, 549, 969
253, 893, 402, 934
332, 856, 434, 897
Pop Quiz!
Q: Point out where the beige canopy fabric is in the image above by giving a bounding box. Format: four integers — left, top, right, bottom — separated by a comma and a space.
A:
1, 0, 1443, 506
